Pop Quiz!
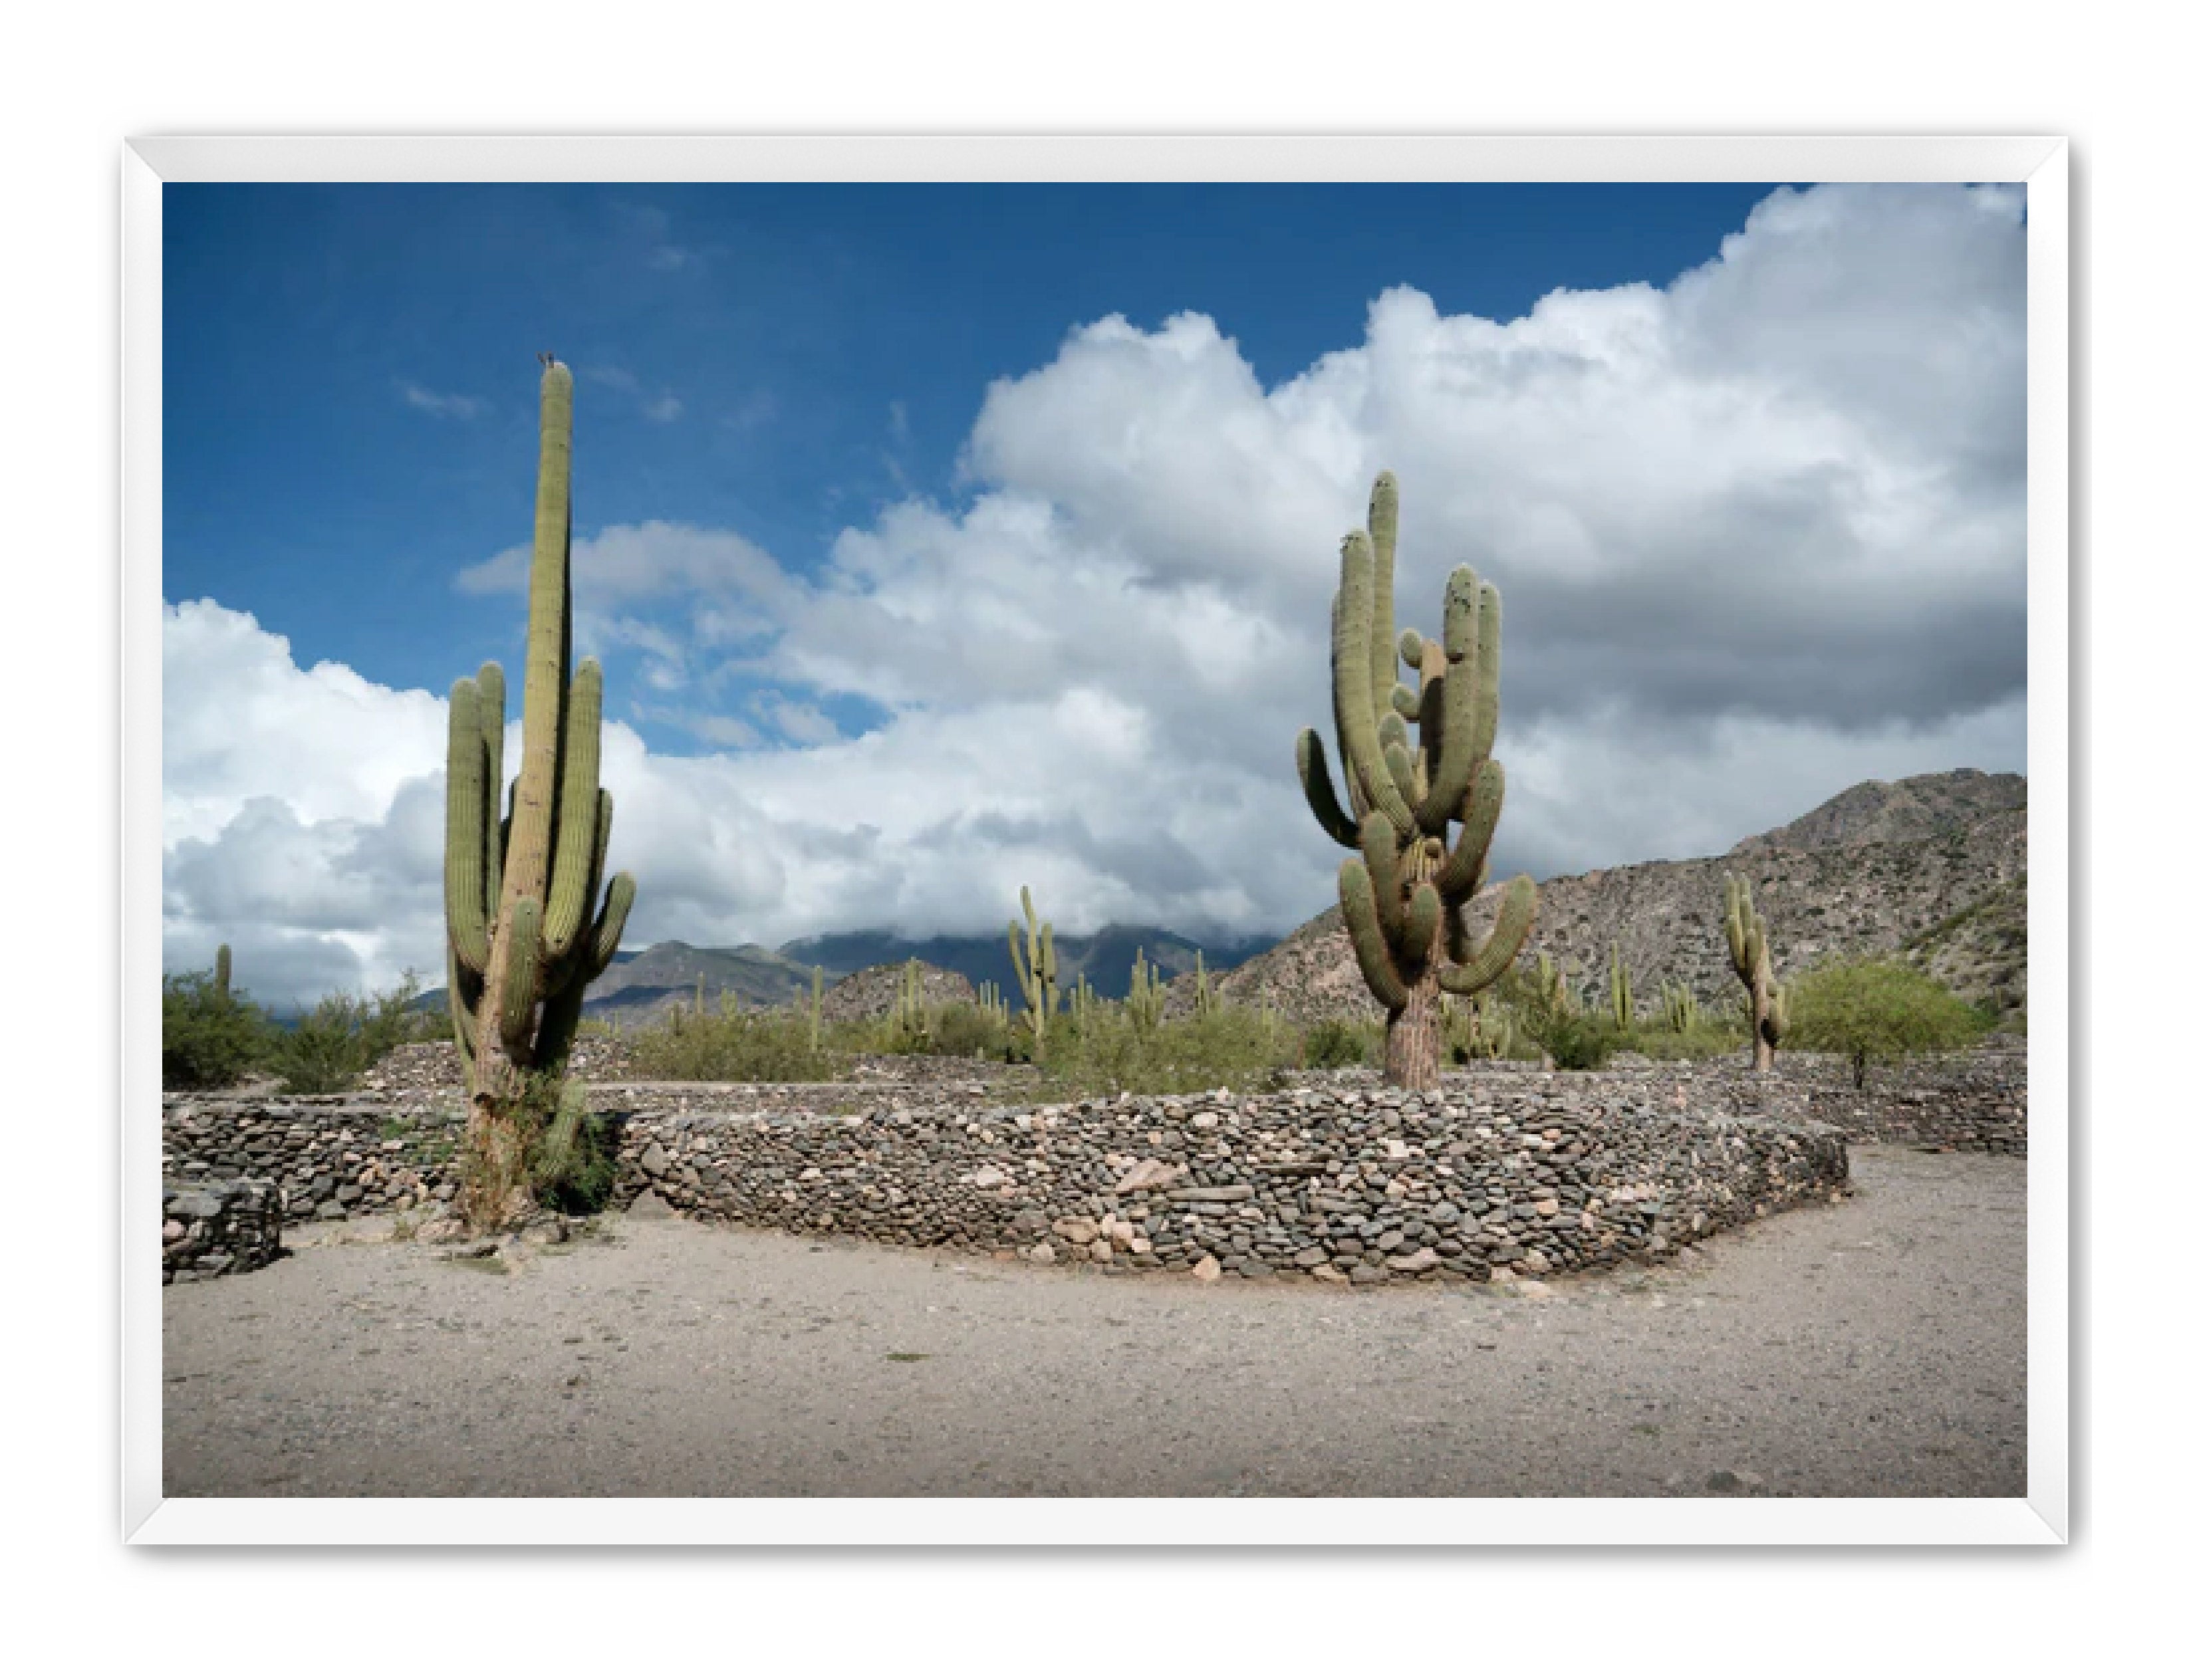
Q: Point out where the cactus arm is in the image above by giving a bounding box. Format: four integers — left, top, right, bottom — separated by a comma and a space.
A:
533, 980, 586, 1072
497, 896, 545, 1051
500, 364, 575, 921
1420, 569, 1481, 830
1396, 880, 1442, 969
1337, 858, 1411, 1011
1438, 876, 1537, 996
542, 658, 604, 961
1360, 811, 1408, 945
1471, 584, 1503, 775
475, 662, 506, 912
444, 677, 493, 976
1334, 531, 1418, 840
1295, 729, 1360, 848
1434, 759, 1503, 901
583, 872, 636, 981
1368, 470, 1400, 709
213, 943, 232, 999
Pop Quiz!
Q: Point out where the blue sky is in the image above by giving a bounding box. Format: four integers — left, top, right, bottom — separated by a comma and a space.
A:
166, 182, 1787, 743
161, 181, 2029, 1003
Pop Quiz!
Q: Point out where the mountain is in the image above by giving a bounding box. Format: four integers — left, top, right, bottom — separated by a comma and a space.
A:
1730, 769, 2027, 855
779, 924, 1277, 1003
1219, 771, 2029, 1022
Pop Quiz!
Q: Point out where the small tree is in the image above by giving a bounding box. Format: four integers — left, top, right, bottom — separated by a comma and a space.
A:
162, 964, 269, 1090
1786, 960, 1984, 1089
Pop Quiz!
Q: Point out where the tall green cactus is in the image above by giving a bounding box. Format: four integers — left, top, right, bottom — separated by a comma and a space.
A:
1126, 947, 1163, 1034
444, 360, 636, 1229
1192, 950, 1217, 1021
1007, 885, 1061, 1050
1725, 873, 1787, 1072
1607, 943, 1634, 1032
1297, 473, 1539, 1088
213, 943, 232, 1003
1659, 979, 1699, 1036
808, 965, 825, 1053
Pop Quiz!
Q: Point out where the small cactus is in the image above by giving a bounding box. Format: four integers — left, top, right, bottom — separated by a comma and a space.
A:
1725, 873, 1788, 1072
1126, 948, 1163, 1034
1007, 886, 1061, 1052
1658, 979, 1699, 1036
1192, 950, 1217, 1021
213, 943, 233, 1002
1608, 944, 1634, 1032
808, 965, 825, 1053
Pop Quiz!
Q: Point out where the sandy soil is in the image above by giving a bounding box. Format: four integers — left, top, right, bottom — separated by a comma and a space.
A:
162, 1145, 2025, 1499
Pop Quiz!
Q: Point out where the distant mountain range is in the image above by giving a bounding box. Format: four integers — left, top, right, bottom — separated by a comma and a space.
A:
414, 923, 1283, 1022
410, 767, 2027, 1027
1221, 769, 2029, 1022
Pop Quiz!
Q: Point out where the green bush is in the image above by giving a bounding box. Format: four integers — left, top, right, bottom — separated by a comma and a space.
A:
1622, 1015, 1747, 1062
926, 1001, 1014, 1060
1036, 999, 1300, 1098
1305, 1017, 1378, 1068
1785, 959, 1986, 1088
630, 1003, 842, 1082
1495, 961, 1620, 1070
162, 967, 271, 1090
261, 973, 424, 1094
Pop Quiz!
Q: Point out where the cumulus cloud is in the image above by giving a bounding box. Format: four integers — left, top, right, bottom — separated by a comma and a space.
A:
164, 185, 2028, 1004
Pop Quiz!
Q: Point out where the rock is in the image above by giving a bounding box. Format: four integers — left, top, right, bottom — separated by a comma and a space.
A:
1025, 1242, 1057, 1264
1386, 1250, 1440, 1273
1090, 1239, 1114, 1262
638, 1142, 670, 1175
970, 1166, 1009, 1189
1191, 1255, 1223, 1281
1114, 1159, 1185, 1195
1052, 1217, 1101, 1246
624, 1189, 674, 1221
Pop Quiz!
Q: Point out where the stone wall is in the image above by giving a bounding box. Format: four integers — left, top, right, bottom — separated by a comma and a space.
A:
163, 1178, 283, 1283
160, 1045, 2027, 1286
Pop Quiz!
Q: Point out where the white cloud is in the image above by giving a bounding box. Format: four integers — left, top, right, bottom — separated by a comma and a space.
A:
166, 185, 2027, 1003
397, 380, 483, 420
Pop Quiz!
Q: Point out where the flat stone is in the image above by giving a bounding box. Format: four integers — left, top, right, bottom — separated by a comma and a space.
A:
1191, 1255, 1223, 1281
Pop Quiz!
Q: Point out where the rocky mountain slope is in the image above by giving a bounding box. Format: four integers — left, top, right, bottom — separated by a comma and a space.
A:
1220, 771, 2029, 1023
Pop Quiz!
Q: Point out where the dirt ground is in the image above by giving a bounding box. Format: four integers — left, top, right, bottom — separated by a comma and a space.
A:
162, 1144, 2025, 1499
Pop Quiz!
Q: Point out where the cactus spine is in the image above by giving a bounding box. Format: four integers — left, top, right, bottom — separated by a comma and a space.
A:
443, 361, 636, 1229
1007, 886, 1061, 1052
1725, 873, 1787, 1072
1608, 944, 1634, 1032
213, 943, 232, 1002
1297, 473, 1539, 1088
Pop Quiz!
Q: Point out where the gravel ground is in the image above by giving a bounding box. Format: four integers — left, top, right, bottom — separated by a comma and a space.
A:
162, 1144, 2024, 1499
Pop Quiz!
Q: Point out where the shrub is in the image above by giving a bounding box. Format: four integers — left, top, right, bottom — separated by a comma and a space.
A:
926, 1001, 1014, 1060
629, 1003, 841, 1083
1495, 961, 1620, 1070
261, 973, 424, 1094
162, 967, 271, 1090
1036, 999, 1300, 1098
1785, 960, 1986, 1088
1622, 1013, 1747, 1063
1305, 1017, 1378, 1068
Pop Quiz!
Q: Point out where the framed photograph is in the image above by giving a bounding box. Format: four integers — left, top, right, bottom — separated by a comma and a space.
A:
125, 135, 2069, 1544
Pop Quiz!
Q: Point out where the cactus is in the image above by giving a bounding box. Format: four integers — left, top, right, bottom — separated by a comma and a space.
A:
1607, 944, 1634, 1032
1725, 873, 1788, 1072
1067, 973, 1097, 1019
213, 943, 233, 1002
1192, 950, 1217, 1021
1658, 979, 1699, 1036
887, 957, 933, 1052
809, 966, 825, 1052
1443, 993, 1511, 1064
1126, 948, 1163, 1034
1297, 473, 1538, 1088
443, 361, 636, 1230
1007, 886, 1061, 1052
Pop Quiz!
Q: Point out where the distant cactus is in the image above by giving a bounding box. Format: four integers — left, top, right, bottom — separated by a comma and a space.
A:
1067, 973, 1097, 1018
1443, 993, 1511, 1064
444, 362, 636, 1229
1607, 944, 1634, 1032
1725, 873, 1788, 1072
1126, 948, 1163, 1034
213, 943, 232, 1002
1658, 979, 1699, 1036
1192, 950, 1217, 1021
887, 958, 934, 1051
808, 966, 825, 1053
1296, 472, 1538, 1088
1007, 886, 1061, 1052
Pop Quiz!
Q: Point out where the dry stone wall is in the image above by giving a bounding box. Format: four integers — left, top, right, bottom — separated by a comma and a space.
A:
161, 1044, 2025, 1286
